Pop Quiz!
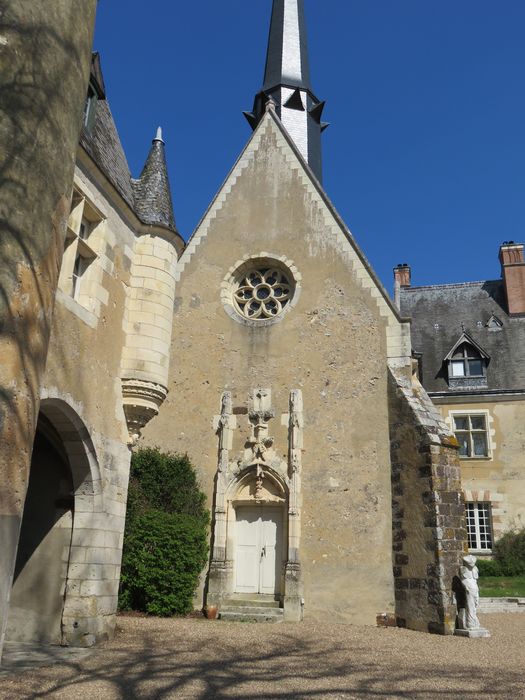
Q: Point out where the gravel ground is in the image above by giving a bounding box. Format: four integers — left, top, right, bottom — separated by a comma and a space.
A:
0, 614, 524, 699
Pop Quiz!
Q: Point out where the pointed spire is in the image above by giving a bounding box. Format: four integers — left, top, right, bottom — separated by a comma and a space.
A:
154, 126, 164, 143
132, 126, 177, 231
244, 0, 327, 182
263, 0, 311, 92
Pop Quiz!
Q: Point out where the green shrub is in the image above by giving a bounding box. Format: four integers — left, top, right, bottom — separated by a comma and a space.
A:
119, 448, 209, 616
493, 529, 525, 576
476, 558, 503, 577
126, 448, 207, 520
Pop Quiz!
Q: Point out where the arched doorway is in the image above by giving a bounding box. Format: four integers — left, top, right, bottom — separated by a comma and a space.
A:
6, 414, 75, 643
6, 399, 98, 645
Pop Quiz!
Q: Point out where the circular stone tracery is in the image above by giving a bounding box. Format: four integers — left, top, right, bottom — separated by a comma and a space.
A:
233, 267, 292, 320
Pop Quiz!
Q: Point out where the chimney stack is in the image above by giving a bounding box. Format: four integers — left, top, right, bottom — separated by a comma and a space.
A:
499, 241, 525, 316
393, 263, 411, 310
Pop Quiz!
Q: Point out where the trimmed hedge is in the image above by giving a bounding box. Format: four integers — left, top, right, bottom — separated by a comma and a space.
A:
476, 558, 503, 577
493, 528, 525, 576
119, 448, 209, 616
477, 528, 525, 577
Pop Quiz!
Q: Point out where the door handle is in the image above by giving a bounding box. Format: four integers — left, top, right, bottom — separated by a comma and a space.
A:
261, 545, 266, 558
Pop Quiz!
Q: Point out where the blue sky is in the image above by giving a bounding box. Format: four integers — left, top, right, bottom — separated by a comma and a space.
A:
94, 1, 525, 293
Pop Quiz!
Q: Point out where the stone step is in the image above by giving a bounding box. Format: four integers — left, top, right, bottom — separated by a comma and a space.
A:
479, 597, 525, 614
222, 597, 280, 609
219, 608, 284, 623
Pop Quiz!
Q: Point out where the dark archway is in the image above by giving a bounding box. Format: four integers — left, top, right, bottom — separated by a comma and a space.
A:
6, 414, 75, 644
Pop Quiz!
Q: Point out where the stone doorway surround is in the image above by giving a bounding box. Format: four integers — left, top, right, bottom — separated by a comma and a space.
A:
207, 388, 303, 621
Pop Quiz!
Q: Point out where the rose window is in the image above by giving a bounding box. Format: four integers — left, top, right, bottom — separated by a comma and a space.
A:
233, 267, 292, 320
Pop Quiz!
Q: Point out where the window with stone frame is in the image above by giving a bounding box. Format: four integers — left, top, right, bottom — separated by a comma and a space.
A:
452, 413, 490, 458
58, 188, 102, 307
466, 502, 493, 551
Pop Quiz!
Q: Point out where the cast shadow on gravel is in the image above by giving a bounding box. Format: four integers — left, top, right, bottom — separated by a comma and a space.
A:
0, 626, 522, 700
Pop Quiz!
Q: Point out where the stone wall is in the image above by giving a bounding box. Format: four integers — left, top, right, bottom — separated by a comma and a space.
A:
435, 398, 525, 539
0, 0, 97, 661
388, 362, 467, 634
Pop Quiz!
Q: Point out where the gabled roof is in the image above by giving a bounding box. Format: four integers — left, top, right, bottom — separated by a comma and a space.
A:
175, 105, 410, 360
443, 332, 490, 362
400, 280, 525, 392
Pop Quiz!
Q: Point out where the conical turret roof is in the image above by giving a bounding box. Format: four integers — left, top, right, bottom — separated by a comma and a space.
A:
132, 127, 177, 231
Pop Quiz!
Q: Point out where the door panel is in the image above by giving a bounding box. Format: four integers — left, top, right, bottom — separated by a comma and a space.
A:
235, 505, 283, 595
235, 508, 260, 593
260, 509, 282, 594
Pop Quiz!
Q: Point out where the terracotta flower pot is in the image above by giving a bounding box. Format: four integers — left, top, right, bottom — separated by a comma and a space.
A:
205, 605, 218, 620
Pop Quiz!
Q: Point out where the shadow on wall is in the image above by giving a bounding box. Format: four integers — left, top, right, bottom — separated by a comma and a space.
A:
0, 0, 93, 450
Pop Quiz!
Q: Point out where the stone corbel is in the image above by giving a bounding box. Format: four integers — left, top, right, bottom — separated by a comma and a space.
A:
121, 379, 168, 445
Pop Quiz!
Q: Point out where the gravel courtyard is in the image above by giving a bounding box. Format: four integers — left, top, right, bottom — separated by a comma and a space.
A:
1, 614, 524, 699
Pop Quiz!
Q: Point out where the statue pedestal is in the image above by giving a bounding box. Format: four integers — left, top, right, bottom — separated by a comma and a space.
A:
454, 627, 491, 639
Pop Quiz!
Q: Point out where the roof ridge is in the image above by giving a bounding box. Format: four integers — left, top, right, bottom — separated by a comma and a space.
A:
404, 279, 501, 291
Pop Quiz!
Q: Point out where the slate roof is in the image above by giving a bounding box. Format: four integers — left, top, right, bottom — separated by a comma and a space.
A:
400, 280, 525, 393
132, 134, 176, 230
80, 99, 135, 209
79, 55, 177, 232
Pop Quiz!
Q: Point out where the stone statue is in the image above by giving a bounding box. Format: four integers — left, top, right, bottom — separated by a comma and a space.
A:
459, 555, 480, 629
454, 554, 490, 638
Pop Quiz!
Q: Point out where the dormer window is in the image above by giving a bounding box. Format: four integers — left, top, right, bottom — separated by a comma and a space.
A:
450, 344, 484, 378
444, 333, 489, 389
83, 84, 98, 132
82, 53, 106, 134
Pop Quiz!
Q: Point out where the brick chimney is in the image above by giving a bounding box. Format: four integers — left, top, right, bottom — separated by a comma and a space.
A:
393, 263, 411, 310
499, 241, 525, 316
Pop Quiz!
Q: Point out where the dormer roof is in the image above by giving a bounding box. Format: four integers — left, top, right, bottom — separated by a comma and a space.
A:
443, 332, 490, 362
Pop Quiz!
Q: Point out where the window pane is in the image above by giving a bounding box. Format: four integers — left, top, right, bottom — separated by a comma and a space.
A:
466, 502, 493, 550
465, 503, 477, 549
477, 504, 493, 549
472, 433, 488, 457
451, 361, 465, 377
453, 416, 468, 431
468, 359, 483, 376
470, 416, 486, 430
456, 432, 470, 456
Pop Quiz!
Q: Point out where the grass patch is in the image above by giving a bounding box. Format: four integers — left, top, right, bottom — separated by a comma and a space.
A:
479, 576, 525, 598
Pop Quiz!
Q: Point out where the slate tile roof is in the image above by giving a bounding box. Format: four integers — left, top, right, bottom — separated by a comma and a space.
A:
400, 280, 525, 393
80, 99, 135, 209
132, 136, 176, 231
79, 55, 177, 233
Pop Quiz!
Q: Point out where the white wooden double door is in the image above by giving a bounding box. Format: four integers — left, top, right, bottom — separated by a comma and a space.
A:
235, 506, 283, 595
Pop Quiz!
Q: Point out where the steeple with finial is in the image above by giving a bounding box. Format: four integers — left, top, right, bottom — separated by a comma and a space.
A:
244, 0, 328, 181
132, 126, 177, 231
